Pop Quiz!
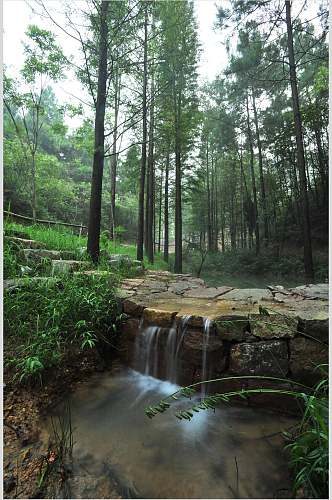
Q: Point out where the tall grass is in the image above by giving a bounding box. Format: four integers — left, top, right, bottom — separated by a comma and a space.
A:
4, 221, 171, 272
4, 274, 122, 383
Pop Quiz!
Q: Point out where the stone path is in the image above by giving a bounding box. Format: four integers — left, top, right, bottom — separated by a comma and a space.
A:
119, 271, 328, 339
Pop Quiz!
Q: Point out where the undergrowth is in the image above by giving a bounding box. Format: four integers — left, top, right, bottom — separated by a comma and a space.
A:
4, 274, 123, 383
181, 248, 328, 286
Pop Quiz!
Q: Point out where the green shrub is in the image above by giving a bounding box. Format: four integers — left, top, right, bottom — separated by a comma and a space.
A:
4, 274, 123, 383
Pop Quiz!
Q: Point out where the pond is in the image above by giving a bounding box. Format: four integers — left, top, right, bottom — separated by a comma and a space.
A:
46, 366, 296, 499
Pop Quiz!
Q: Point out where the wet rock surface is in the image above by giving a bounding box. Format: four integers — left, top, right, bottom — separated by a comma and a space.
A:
118, 271, 328, 392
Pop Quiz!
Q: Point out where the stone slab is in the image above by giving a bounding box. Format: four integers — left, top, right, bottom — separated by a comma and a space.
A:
142, 308, 178, 328
23, 248, 62, 261
183, 286, 233, 299
290, 283, 329, 301
219, 288, 273, 303
6, 237, 46, 249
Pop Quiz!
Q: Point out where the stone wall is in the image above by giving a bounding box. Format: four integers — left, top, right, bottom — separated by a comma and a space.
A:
116, 273, 328, 413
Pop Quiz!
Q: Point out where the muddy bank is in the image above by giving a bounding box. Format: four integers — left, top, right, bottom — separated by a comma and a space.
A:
3, 346, 123, 499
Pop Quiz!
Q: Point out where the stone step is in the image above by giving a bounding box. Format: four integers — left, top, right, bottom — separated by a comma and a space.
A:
6, 236, 46, 249
52, 259, 91, 274
23, 248, 75, 261
4, 276, 59, 292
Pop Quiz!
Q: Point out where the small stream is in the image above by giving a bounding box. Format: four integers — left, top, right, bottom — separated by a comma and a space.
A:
46, 365, 295, 499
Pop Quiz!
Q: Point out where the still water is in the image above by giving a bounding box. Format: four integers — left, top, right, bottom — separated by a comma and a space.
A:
46, 365, 296, 499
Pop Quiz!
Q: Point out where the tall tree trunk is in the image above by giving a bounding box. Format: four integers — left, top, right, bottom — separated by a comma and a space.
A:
285, 0, 314, 280
163, 151, 169, 262
109, 70, 120, 240
158, 169, 163, 253
146, 66, 155, 263
174, 96, 182, 273
31, 151, 37, 221
87, 0, 109, 262
252, 89, 269, 245
246, 93, 260, 255
206, 141, 213, 252
136, 5, 148, 261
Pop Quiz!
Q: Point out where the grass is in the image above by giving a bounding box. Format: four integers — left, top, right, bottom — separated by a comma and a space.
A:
4, 220, 170, 273
4, 273, 123, 383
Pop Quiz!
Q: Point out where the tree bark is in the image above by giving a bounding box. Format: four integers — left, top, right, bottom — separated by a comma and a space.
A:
285, 0, 314, 280
163, 151, 169, 262
146, 65, 155, 263
246, 93, 260, 255
87, 0, 109, 263
136, 5, 148, 261
109, 70, 120, 240
174, 95, 182, 273
252, 88, 269, 245
158, 169, 163, 253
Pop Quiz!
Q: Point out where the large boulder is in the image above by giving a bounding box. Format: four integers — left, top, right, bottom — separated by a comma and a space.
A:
290, 337, 328, 385
229, 340, 289, 377
51, 260, 90, 274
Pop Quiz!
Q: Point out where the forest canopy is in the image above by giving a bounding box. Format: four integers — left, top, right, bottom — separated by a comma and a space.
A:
4, 0, 328, 280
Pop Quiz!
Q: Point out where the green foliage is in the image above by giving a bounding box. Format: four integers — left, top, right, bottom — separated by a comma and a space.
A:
22, 24, 66, 83
284, 368, 328, 498
182, 248, 328, 286
4, 274, 122, 383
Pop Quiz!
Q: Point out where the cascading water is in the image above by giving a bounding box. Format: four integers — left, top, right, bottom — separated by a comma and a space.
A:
134, 315, 192, 384
201, 317, 213, 396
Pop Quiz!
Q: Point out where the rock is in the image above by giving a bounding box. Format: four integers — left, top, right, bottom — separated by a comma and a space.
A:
138, 280, 168, 293
4, 277, 58, 291
181, 329, 224, 366
121, 318, 140, 342
6, 236, 46, 249
143, 308, 178, 328
168, 282, 194, 295
290, 337, 328, 385
116, 288, 136, 299
298, 313, 328, 343
220, 288, 273, 303
123, 298, 146, 317
23, 248, 62, 261
290, 283, 329, 301
229, 340, 289, 377
21, 448, 31, 461
4, 474, 16, 493
183, 287, 232, 299
249, 314, 298, 339
75, 270, 112, 277
52, 259, 90, 274
215, 315, 250, 341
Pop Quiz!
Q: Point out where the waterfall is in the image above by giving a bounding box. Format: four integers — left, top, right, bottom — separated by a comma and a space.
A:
134, 315, 192, 383
201, 317, 213, 396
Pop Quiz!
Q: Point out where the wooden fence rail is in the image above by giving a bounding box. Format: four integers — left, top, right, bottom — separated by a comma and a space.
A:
4, 210, 87, 233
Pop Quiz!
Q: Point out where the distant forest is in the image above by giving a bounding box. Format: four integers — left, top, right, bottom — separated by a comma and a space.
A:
4, 0, 328, 279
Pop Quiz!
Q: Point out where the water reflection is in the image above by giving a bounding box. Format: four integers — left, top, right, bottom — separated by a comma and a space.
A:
48, 367, 295, 499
